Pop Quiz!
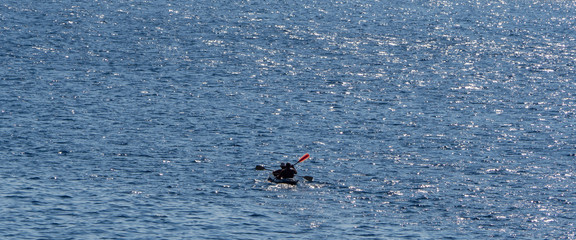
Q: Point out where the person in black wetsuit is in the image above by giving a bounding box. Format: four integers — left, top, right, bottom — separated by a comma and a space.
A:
277, 162, 297, 179
272, 163, 285, 178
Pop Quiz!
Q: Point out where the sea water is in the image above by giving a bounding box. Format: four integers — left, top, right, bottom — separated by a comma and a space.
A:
1, 0, 575, 239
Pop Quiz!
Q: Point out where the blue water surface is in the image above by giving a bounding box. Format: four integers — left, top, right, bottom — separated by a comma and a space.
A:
1, 0, 575, 239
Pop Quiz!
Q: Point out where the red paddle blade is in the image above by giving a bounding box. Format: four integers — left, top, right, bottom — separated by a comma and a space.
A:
298, 153, 310, 163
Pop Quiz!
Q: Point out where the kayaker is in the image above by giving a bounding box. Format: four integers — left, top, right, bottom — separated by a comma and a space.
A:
272, 163, 285, 178
277, 162, 297, 179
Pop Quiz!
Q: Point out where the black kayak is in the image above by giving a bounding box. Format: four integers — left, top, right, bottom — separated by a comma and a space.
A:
268, 174, 299, 185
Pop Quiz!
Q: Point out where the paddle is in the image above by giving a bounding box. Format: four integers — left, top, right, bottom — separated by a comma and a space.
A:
302, 176, 314, 181
293, 153, 310, 166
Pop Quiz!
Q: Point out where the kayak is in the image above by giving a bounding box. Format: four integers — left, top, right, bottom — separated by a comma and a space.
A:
268, 174, 299, 185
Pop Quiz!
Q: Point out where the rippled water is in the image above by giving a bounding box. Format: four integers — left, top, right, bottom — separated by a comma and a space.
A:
1, 0, 575, 239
